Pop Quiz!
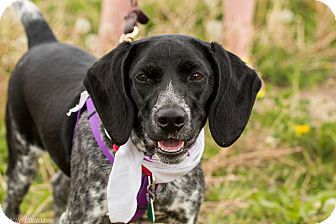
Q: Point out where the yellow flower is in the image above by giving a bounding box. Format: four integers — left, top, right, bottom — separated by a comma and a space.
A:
294, 124, 310, 136
257, 88, 265, 99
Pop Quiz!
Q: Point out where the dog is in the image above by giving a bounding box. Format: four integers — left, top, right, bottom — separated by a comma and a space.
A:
3, 1, 261, 223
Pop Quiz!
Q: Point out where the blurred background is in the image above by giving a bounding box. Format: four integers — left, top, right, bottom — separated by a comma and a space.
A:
0, 0, 335, 223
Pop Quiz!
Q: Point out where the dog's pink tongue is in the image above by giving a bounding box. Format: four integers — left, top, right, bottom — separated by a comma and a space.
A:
158, 139, 184, 152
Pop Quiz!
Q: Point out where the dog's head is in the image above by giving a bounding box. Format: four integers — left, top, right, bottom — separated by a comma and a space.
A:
84, 35, 261, 163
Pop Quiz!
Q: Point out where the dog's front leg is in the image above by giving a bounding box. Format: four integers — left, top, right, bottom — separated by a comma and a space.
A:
58, 159, 110, 223
154, 164, 205, 224
58, 148, 110, 224
59, 115, 111, 224
52, 171, 70, 223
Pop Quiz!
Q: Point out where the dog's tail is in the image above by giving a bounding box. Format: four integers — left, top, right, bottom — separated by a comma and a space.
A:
12, 0, 57, 48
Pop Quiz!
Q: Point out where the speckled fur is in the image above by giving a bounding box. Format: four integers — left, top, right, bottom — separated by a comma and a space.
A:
56, 111, 205, 223
4, 117, 43, 218
6, 2, 260, 223
5, 110, 205, 224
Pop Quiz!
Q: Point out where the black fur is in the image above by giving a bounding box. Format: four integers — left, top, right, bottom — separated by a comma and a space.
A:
4, 2, 261, 223
14, 1, 57, 48
24, 19, 57, 48
84, 42, 135, 146
208, 42, 261, 147
7, 43, 95, 176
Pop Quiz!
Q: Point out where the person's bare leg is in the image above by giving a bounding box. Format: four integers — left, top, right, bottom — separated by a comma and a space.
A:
223, 0, 256, 60
98, 0, 129, 54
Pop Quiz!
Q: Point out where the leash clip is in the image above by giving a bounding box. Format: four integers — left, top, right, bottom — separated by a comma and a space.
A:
119, 26, 139, 43
147, 175, 156, 201
147, 175, 156, 223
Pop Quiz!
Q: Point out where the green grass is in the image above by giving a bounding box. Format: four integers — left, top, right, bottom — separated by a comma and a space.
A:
0, 0, 336, 223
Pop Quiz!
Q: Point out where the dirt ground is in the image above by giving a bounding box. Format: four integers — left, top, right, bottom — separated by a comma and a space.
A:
301, 77, 336, 123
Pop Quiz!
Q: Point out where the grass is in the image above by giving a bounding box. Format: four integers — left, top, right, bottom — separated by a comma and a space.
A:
0, 0, 336, 223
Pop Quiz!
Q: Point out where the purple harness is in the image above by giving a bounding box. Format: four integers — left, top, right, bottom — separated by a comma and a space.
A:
74, 97, 149, 221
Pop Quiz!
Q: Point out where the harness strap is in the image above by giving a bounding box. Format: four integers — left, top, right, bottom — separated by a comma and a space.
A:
86, 98, 115, 163
84, 97, 149, 221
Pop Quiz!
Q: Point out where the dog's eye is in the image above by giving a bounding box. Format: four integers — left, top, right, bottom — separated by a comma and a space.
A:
189, 73, 204, 81
136, 74, 150, 83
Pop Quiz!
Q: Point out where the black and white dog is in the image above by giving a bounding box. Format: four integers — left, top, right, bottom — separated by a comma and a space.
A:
4, 1, 261, 223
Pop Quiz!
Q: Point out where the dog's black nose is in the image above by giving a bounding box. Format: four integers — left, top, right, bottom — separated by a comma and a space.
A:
157, 108, 186, 132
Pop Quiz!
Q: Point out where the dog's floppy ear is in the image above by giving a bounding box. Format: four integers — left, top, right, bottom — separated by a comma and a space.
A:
209, 42, 261, 147
84, 42, 134, 146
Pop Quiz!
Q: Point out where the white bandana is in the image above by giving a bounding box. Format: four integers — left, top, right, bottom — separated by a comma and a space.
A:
107, 130, 205, 223
67, 91, 205, 223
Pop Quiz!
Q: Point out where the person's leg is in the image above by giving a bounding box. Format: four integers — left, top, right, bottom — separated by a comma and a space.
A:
98, 0, 129, 54
223, 0, 256, 60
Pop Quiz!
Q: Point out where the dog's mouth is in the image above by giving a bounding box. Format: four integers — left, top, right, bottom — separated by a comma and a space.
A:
157, 139, 185, 153
155, 138, 189, 164
137, 128, 199, 163
140, 131, 199, 164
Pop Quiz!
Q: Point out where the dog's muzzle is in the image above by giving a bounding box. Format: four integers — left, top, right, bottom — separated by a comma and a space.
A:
156, 108, 186, 132
155, 107, 187, 153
